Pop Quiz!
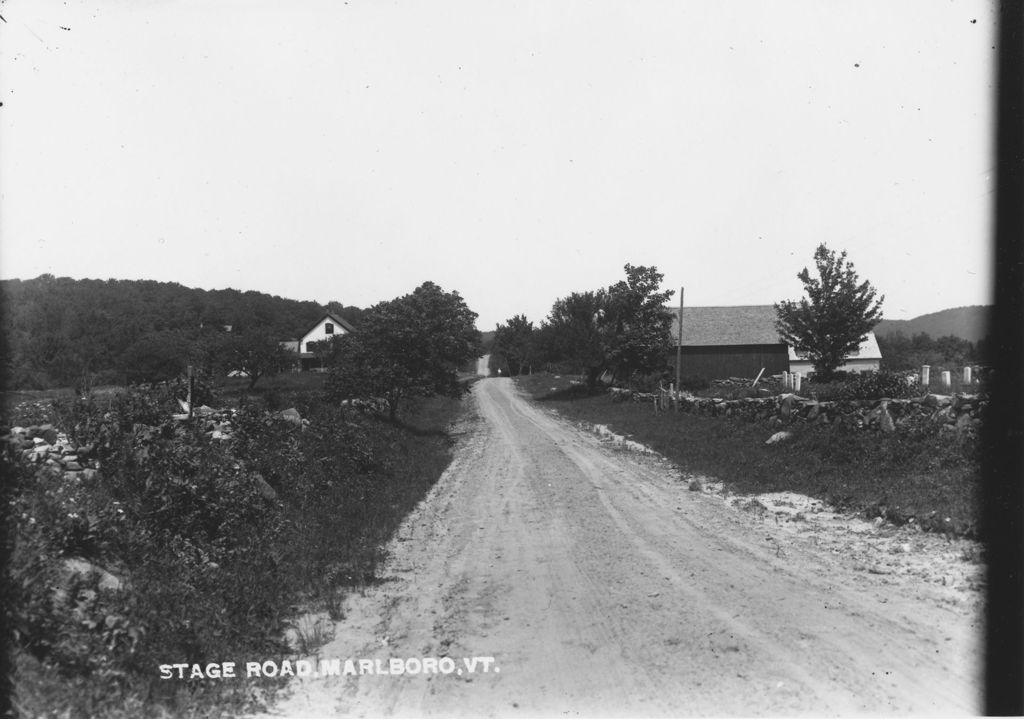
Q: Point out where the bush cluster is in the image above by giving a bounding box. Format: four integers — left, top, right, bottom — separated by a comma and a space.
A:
6, 377, 465, 717
7, 390, 293, 715
808, 370, 920, 401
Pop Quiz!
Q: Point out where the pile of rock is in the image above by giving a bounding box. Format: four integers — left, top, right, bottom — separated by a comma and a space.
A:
710, 376, 780, 388
187, 405, 238, 440
3, 424, 101, 480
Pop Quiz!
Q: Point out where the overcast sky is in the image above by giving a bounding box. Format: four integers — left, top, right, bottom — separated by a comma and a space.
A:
0, 0, 996, 330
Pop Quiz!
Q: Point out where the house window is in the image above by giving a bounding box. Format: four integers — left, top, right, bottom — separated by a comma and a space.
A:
325, 322, 334, 335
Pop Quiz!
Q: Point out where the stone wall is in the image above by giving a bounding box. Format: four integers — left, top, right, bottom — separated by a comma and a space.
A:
621, 390, 986, 435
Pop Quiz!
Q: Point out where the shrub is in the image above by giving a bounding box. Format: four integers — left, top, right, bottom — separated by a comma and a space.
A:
808, 370, 919, 401
8, 380, 466, 716
7, 388, 292, 716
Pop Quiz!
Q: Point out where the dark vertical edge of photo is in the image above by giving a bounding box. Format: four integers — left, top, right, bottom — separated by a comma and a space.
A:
0, 255, 13, 716
985, 1, 1024, 715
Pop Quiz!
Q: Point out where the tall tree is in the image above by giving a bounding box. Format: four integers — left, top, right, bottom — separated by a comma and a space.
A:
217, 330, 293, 389
542, 290, 608, 388
539, 264, 675, 388
603, 264, 675, 383
492, 314, 535, 376
326, 282, 481, 419
775, 244, 884, 381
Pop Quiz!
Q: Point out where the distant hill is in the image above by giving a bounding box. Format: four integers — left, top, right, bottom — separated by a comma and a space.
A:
875, 306, 991, 343
1, 275, 362, 389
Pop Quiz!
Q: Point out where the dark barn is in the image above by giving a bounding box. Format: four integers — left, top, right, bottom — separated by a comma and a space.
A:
667, 305, 790, 381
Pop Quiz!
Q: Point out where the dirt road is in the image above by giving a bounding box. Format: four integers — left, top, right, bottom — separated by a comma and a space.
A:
262, 378, 981, 717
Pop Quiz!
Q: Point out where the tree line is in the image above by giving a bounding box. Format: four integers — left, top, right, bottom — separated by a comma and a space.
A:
876, 332, 986, 372
492, 246, 965, 387
1, 275, 363, 391
489, 264, 677, 389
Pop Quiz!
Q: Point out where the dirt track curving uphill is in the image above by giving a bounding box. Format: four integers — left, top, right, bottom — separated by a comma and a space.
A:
259, 377, 981, 717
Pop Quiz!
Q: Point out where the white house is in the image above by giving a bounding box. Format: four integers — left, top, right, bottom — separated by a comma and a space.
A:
787, 331, 882, 376
285, 312, 356, 371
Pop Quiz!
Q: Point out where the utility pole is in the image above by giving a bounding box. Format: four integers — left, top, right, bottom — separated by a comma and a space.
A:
675, 286, 684, 408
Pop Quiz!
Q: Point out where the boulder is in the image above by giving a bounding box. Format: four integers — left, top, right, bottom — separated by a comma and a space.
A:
277, 408, 302, 425
54, 558, 127, 605
253, 473, 278, 501
869, 401, 896, 433
955, 413, 977, 431
765, 431, 793, 445
879, 406, 896, 433
778, 393, 808, 420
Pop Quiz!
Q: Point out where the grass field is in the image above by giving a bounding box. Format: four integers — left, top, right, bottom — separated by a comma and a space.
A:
514, 373, 981, 537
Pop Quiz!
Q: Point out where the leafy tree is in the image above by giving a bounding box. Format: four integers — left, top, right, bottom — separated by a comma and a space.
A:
775, 244, 884, 381
603, 264, 675, 382
217, 331, 293, 389
326, 282, 481, 419
492, 314, 535, 376
305, 338, 338, 372
119, 331, 191, 384
538, 264, 675, 388
542, 290, 608, 388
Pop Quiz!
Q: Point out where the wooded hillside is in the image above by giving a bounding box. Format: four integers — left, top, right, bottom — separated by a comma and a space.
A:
1, 275, 362, 390
875, 305, 991, 343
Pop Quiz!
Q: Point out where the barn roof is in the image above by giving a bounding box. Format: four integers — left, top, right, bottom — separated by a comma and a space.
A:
668, 305, 784, 346
667, 305, 883, 359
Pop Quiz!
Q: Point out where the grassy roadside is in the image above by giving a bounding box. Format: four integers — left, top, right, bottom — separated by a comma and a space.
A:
5, 374, 473, 718
514, 373, 981, 538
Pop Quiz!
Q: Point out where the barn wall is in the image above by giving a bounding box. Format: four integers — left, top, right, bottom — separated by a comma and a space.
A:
668, 344, 790, 380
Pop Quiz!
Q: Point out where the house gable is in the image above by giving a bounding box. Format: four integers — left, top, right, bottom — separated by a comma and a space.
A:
296, 313, 355, 354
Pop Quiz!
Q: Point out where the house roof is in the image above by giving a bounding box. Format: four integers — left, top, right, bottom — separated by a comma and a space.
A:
667, 304, 882, 359
299, 312, 356, 341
